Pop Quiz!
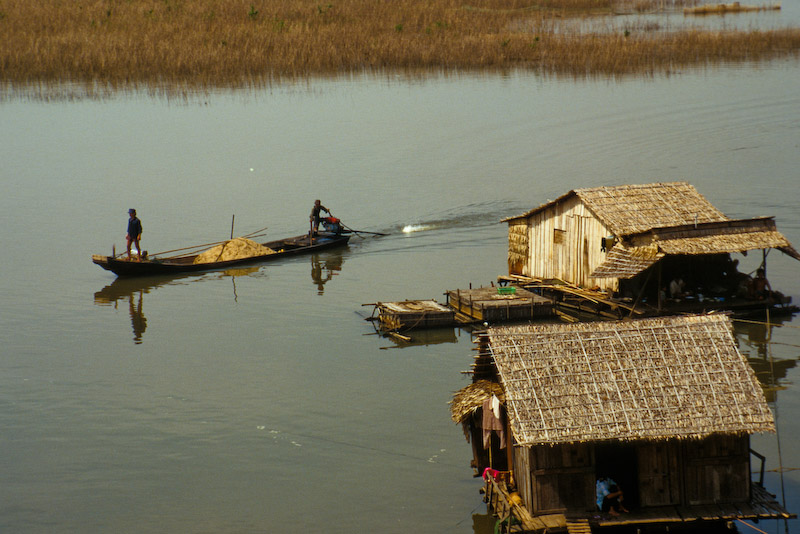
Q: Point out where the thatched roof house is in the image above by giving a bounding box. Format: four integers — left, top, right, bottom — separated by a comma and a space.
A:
503, 182, 799, 294
485, 314, 773, 445
452, 314, 792, 527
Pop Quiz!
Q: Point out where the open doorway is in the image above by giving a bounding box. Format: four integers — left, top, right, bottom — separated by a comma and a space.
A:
595, 442, 639, 510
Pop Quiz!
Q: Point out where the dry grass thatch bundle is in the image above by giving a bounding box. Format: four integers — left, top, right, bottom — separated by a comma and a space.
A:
508, 221, 530, 267
485, 314, 774, 445
193, 237, 275, 264
450, 379, 506, 423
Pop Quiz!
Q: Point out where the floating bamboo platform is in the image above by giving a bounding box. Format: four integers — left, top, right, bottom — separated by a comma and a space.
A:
684, 2, 780, 14
366, 284, 555, 335
498, 274, 798, 321
369, 300, 457, 331
445, 285, 554, 323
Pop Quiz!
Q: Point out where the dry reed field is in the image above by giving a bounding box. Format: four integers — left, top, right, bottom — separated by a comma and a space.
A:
1, 0, 799, 89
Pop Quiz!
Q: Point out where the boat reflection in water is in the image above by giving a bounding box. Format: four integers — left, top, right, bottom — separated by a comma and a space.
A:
94, 276, 166, 344
379, 327, 460, 350
310, 250, 345, 295
94, 250, 351, 343
93, 267, 261, 344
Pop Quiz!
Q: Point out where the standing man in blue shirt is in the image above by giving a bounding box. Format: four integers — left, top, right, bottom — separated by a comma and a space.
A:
126, 208, 143, 260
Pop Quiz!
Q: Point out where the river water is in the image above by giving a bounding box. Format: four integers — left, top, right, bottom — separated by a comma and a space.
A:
2, 49, 800, 534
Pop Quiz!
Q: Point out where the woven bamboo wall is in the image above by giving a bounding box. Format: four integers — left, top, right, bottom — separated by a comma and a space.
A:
507, 220, 529, 275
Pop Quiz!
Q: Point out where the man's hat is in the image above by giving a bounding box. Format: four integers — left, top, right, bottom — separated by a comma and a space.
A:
128, 208, 136, 214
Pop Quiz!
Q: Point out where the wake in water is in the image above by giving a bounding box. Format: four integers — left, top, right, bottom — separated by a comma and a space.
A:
392, 200, 527, 236
401, 223, 434, 234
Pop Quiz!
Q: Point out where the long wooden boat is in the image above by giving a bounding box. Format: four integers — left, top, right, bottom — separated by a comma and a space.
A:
92, 232, 350, 277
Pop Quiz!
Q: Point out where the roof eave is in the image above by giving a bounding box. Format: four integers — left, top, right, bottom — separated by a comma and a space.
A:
501, 189, 579, 223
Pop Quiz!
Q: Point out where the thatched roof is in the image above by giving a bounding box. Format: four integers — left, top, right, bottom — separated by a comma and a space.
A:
574, 182, 728, 236
591, 217, 800, 278
450, 380, 505, 424
590, 243, 664, 279
485, 314, 774, 445
640, 217, 800, 259
503, 182, 728, 235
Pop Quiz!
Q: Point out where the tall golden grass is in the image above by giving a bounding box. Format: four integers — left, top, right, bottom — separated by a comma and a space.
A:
0, 0, 799, 89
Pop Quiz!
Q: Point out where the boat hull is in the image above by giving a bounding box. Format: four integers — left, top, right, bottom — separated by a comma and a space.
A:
92, 233, 350, 277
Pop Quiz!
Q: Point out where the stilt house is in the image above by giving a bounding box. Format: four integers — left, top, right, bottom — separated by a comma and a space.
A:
451, 314, 794, 529
502, 182, 800, 299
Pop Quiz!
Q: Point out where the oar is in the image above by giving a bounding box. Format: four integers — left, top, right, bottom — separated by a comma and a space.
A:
341, 223, 388, 237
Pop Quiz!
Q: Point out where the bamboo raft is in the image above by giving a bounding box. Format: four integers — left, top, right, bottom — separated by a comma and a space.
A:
445, 285, 554, 323
368, 300, 457, 332
366, 283, 555, 336
684, 2, 780, 14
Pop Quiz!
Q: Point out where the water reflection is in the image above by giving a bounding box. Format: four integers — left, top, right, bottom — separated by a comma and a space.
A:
93, 267, 262, 343
94, 276, 170, 344
379, 327, 461, 349
310, 250, 345, 294
213, 267, 260, 302
734, 318, 799, 403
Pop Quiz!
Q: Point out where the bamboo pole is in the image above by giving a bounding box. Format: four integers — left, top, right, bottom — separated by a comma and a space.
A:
150, 233, 268, 258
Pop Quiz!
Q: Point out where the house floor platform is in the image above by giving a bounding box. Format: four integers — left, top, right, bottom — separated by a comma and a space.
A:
578, 484, 794, 529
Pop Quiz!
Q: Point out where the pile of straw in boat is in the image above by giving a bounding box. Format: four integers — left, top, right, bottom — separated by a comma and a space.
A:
193, 237, 275, 264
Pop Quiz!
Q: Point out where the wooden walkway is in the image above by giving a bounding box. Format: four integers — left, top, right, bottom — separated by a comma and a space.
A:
483, 477, 792, 533
498, 274, 799, 321
483, 476, 567, 533
593, 484, 793, 527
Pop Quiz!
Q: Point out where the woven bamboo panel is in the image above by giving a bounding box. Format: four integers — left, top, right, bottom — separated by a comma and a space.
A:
486, 314, 774, 445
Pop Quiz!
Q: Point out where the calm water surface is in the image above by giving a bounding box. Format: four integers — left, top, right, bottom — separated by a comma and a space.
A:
2, 61, 800, 533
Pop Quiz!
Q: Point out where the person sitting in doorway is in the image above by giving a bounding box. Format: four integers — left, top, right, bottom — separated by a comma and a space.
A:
596, 476, 628, 516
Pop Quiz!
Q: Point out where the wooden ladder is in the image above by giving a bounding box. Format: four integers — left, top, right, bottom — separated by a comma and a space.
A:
565, 519, 592, 534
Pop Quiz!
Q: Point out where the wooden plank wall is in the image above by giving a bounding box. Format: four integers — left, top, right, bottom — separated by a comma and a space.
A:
515, 436, 751, 518
529, 443, 596, 514
684, 434, 750, 505
638, 441, 681, 506
515, 445, 534, 512
522, 196, 618, 291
